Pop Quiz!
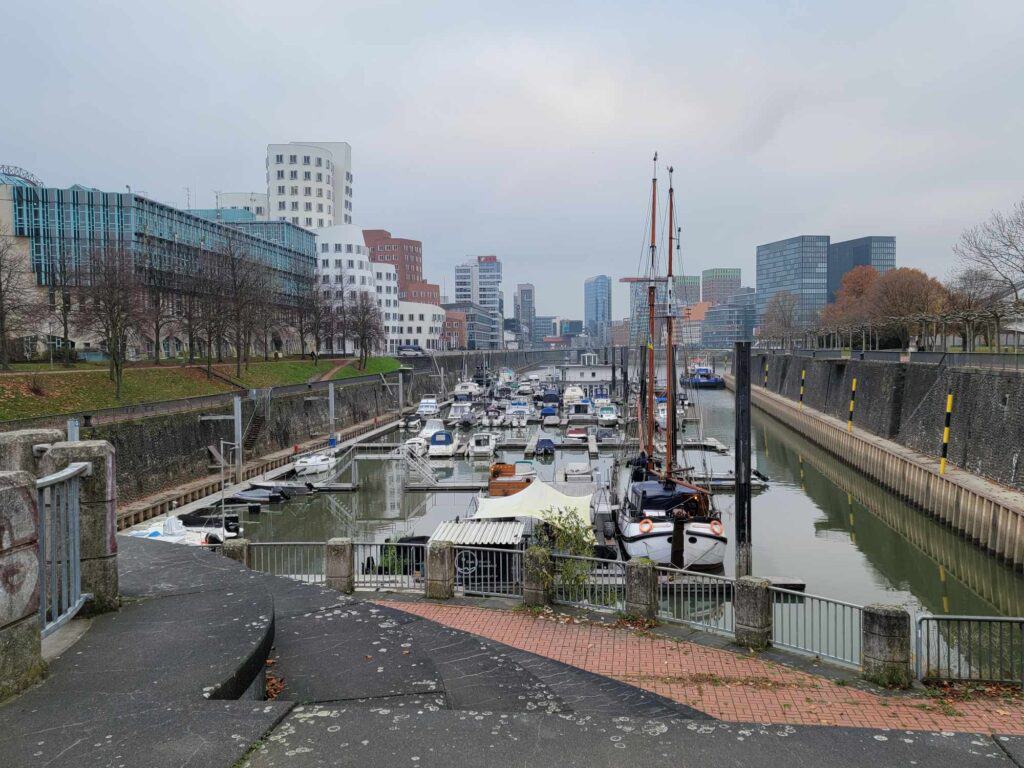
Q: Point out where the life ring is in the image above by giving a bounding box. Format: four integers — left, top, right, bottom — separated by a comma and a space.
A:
638, 518, 654, 534
709, 520, 724, 536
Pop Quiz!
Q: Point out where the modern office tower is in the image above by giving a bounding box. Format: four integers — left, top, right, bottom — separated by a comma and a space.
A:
442, 301, 502, 350
702, 288, 757, 348
622, 278, 667, 348
827, 236, 896, 301
513, 283, 536, 347
583, 275, 612, 343
674, 275, 701, 307
701, 268, 742, 306
755, 236, 830, 328
266, 141, 353, 229
455, 255, 502, 314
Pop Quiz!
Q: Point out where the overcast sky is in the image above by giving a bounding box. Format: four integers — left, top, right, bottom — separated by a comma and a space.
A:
3, 0, 1023, 318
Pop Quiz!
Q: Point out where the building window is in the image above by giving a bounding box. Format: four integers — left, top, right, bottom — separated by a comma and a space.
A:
277, 185, 285, 194
290, 186, 298, 195
316, 157, 323, 167
318, 218, 324, 227
289, 170, 297, 180
305, 217, 313, 226
317, 189, 323, 198
291, 202, 298, 211
304, 202, 312, 211
304, 187, 311, 196
316, 173, 323, 182
334, 244, 342, 252
303, 155, 311, 165
317, 203, 323, 212
278, 202, 286, 211
276, 170, 284, 180
289, 154, 297, 164
275, 154, 283, 163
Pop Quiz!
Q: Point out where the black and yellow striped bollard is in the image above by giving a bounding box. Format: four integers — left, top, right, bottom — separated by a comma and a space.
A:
846, 377, 857, 433
799, 368, 806, 410
939, 389, 953, 474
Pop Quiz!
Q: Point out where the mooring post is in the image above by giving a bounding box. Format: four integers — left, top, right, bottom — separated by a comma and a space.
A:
610, 346, 617, 397
734, 341, 752, 578
328, 382, 336, 438
939, 388, 953, 474
397, 369, 404, 413
233, 395, 243, 480
799, 368, 806, 410
847, 377, 858, 433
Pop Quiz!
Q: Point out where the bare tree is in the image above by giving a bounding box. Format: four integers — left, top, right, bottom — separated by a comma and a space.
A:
955, 200, 1024, 301
760, 291, 800, 349
345, 291, 385, 369
75, 243, 144, 397
47, 245, 78, 367
177, 281, 202, 364
0, 226, 35, 371
216, 234, 263, 377
305, 286, 334, 364
197, 248, 229, 376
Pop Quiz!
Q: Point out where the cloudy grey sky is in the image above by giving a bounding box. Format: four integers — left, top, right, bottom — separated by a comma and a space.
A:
3, 0, 1023, 318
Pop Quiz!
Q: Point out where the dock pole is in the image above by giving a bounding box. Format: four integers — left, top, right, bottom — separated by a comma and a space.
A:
329, 382, 336, 438
734, 341, 752, 578
233, 395, 243, 481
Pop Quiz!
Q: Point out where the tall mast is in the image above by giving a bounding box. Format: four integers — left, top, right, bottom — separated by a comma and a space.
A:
664, 167, 675, 480
646, 153, 658, 457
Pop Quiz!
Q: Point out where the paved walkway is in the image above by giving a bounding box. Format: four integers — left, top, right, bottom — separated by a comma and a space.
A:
377, 600, 1024, 735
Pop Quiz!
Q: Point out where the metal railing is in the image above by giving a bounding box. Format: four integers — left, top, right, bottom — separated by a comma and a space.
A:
248, 542, 326, 583
916, 615, 1024, 685
550, 554, 625, 613
36, 462, 92, 638
770, 586, 863, 667
454, 546, 522, 597
656, 566, 734, 636
354, 541, 427, 592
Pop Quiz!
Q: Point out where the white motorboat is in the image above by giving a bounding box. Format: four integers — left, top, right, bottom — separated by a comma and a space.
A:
597, 404, 619, 427
401, 414, 423, 431
468, 432, 498, 457
562, 462, 594, 482
294, 452, 338, 477
615, 478, 725, 570
480, 407, 504, 427
129, 516, 230, 546
404, 436, 429, 457
447, 401, 475, 426
562, 385, 585, 406
416, 395, 440, 417
428, 430, 456, 458
542, 415, 561, 427
418, 418, 446, 440
506, 399, 532, 427
566, 400, 595, 424
515, 383, 535, 398
454, 380, 482, 398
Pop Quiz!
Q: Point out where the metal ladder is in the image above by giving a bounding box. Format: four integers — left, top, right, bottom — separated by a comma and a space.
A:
390, 443, 438, 486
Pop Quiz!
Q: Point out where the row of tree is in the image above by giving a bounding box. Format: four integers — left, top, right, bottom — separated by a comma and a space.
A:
0, 227, 387, 397
758, 197, 1024, 350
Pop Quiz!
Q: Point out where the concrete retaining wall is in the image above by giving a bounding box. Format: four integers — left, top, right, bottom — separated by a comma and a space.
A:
731, 373, 1024, 570
753, 353, 1024, 490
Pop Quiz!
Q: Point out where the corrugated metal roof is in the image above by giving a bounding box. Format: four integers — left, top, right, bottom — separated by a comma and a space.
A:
430, 520, 525, 546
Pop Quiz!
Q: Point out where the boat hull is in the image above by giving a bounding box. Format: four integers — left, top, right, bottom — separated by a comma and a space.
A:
617, 520, 726, 569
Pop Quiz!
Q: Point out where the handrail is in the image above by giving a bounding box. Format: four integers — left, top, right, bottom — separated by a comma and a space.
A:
36, 461, 92, 490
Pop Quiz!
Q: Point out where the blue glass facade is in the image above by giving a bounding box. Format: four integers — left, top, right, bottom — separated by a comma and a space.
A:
11, 186, 315, 303
583, 275, 611, 342
827, 236, 896, 302
702, 288, 756, 348
755, 236, 829, 329
626, 279, 667, 347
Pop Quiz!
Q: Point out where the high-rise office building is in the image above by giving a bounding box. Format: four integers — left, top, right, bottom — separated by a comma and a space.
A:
701, 268, 742, 306
755, 236, 829, 328
702, 288, 757, 348
583, 275, 612, 344
827, 236, 896, 301
513, 283, 536, 348
622, 278, 667, 348
674, 275, 701, 307
532, 315, 557, 347
454, 255, 503, 348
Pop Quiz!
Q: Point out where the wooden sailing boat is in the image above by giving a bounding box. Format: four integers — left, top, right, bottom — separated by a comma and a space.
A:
614, 158, 726, 570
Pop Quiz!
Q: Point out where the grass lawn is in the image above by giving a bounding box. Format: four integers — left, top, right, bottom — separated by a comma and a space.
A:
0, 367, 234, 421
333, 356, 400, 379
5, 361, 110, 372
213, 360, 331, 388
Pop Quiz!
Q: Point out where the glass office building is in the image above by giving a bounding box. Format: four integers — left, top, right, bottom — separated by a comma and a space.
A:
700, 268, 741, 306
702, 288, 756, 348
827, 236, 896, 302
674, 275, 701, 307
624, 278, 667, 348
10, 185, 316, 304
755, 236, 829, 329
583, 275, 612, 343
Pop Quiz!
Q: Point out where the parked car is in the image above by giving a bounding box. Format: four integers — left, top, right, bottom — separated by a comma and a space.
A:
397, 345, 428, 357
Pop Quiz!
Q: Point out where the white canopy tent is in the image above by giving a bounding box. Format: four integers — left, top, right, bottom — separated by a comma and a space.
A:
472, 479, 593, 530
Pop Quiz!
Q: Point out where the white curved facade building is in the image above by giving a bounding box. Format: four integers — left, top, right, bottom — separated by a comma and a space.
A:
391, 301, 444, 352
267, 141, 353, 229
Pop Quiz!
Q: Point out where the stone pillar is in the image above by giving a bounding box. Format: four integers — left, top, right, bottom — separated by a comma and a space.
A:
38, 440, 118, 614
222, 538, 249, 567
523, 547, 551, 607
0, 472, 45, 700
0, 429, 64, 475
734, 576, 772, 650
425, 542, 454, 600
326, 537, 353, 594
624, 559, 658, 620
862, 604, 912, 688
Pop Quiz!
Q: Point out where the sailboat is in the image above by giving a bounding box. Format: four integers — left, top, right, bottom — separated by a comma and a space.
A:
614, 158, 727, 570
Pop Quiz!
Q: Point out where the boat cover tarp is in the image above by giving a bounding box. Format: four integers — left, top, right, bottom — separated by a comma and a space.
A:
473, 478, 592, 529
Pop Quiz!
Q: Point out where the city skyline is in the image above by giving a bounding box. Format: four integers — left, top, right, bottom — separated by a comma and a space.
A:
3, 2, 1021, 317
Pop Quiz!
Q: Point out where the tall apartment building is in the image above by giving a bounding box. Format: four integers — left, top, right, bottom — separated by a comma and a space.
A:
701, 268, 741, 306
755, 236, 829, 328
513, 283, 536, 348
827, 236, 896, 301
266, 142, 353, 229
363, 229, 439, 303
454, 255, 503, 348
583, 275, 612, 344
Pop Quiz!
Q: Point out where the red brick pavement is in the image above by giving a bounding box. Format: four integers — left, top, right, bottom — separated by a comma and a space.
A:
376, 600, 1024, 734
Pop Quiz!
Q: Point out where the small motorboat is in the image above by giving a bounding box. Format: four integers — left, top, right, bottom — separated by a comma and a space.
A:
458, 409, 479, 429
468, 432, 498, 458
565, 425, 589, 441
294, 452, 339, 477
227, 487, 290, 504
542, 415, 561, 428
681, 366, 725, 389
418, 418, 446, 440
562, 385, 585, 406
428, 430, 456, 458
535, 437, 556, 457
177, 508, 242, 536
416, 395, 441, 417
448, 401, 474, 426
454, 379, 482, 398
487, 461, 536, 496
562, 462, 593, 482
129, 516, 227, 546
404, 436, 429, 457
597, 404, 619, 427
401, 414, 423, 431
481, 407, 504, 427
